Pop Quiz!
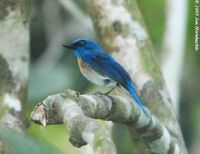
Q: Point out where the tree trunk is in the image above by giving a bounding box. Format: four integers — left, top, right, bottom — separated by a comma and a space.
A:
0, 0, 29, 153
86, 0, 187, 153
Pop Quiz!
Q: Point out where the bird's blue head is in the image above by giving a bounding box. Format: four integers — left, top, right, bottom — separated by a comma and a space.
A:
63, 38, 101, 57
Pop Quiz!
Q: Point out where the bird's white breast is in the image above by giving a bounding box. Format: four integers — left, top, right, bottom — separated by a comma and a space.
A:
77, 58, 116, 87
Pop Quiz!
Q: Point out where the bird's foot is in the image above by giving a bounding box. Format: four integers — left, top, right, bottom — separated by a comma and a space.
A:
94, 91, 103, 96
104, 86, 118, 95
94, 85, 119, 96
94, 89, 113, 96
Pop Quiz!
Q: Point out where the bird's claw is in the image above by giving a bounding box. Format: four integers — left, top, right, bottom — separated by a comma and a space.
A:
94, 91, 103, 96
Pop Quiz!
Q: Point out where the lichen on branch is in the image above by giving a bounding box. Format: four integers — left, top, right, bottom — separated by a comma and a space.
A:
31, 90, 116, 154
31, 89, 177, 154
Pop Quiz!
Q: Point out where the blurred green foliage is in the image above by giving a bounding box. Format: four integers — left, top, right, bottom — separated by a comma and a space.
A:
27, 124, 85, 154
0, 126, 60, 154
112, 124, 135, 154
137, 0, 166, 52
180, 0, 200, 150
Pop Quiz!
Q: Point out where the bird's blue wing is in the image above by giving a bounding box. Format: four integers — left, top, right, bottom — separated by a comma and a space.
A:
83, 52, 132, 89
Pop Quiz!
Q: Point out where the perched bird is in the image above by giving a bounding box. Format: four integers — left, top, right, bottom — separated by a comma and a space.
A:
63, 38, 148, 116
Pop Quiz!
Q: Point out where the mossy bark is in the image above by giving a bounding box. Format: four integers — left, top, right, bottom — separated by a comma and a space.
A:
0, 0, 29, 152
86, 0, 187, 153
31, 89, 178, 154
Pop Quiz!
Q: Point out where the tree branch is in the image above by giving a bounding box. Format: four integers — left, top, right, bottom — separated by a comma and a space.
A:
31, 89, 177, 154
31, 90, 116, 154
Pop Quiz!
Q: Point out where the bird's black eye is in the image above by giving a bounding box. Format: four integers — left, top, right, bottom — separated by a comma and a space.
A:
79, 41, 85, 45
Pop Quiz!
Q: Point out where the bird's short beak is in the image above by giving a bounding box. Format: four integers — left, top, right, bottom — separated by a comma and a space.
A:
63, 43, 76, 49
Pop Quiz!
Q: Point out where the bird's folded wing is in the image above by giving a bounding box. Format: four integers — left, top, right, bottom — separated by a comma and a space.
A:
85, 52, 132, 89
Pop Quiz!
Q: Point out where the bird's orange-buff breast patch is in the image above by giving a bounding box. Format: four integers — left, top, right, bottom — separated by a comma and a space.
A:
77, 58, 91, 74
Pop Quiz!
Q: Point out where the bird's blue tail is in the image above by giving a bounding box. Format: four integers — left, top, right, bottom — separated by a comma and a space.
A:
128, 83, 148, 116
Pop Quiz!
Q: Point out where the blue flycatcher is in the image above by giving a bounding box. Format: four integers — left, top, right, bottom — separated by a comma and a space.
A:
63, 38, 148, 116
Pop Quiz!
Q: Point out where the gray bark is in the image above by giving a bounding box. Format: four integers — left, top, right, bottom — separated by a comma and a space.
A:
31, 91, 117, 154
0, 0, 29, 153
31, 90, 173, 154
86, 0, 187, 153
